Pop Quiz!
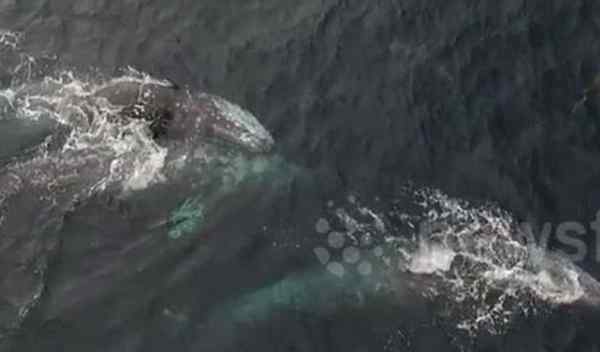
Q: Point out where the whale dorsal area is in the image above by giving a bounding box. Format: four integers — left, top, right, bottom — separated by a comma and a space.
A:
93, 80, 179, 139
93, 80, 178, 106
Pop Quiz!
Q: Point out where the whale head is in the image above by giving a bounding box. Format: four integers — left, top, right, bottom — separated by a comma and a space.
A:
174, 93, 275, 154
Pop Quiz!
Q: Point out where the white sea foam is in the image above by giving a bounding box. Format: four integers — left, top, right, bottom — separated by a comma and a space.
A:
0, 30, 21, 49
3, 68, 169, 194
408, 242, 456, 274
317, 188, 600, 336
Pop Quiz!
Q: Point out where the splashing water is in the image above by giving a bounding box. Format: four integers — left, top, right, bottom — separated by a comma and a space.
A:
0, 34, 186, 335
0, 31, 281, 336
0, 30, 20, 49
0, 36, 192, 196
312, 188, 600, 336
1, 72, 168, 193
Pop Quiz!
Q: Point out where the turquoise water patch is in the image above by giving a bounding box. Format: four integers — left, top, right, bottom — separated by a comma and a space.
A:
166, 154, 297, 239
167, 196, 205, 239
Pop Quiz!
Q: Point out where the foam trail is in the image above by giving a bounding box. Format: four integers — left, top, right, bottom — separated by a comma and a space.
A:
310, 188, 600, 336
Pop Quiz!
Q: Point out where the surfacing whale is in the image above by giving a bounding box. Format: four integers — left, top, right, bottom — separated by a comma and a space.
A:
92, 79, 275, 153
0, 76, 276, 337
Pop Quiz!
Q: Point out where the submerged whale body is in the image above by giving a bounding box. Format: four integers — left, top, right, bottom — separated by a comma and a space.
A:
92, 79, 275, 153
0, 75, 277, 338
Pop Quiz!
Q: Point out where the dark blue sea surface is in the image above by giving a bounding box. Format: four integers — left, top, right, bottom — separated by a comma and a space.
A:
2, 1, 600, 351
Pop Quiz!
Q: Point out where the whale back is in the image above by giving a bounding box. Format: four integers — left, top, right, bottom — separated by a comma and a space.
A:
199, 94, 274, 153
93, 80, 178, 107
93, 80, 179, 138
92, 79, 274, 153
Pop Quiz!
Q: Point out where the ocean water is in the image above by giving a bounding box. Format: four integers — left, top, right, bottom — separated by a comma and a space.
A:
1, 7, 600, 352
